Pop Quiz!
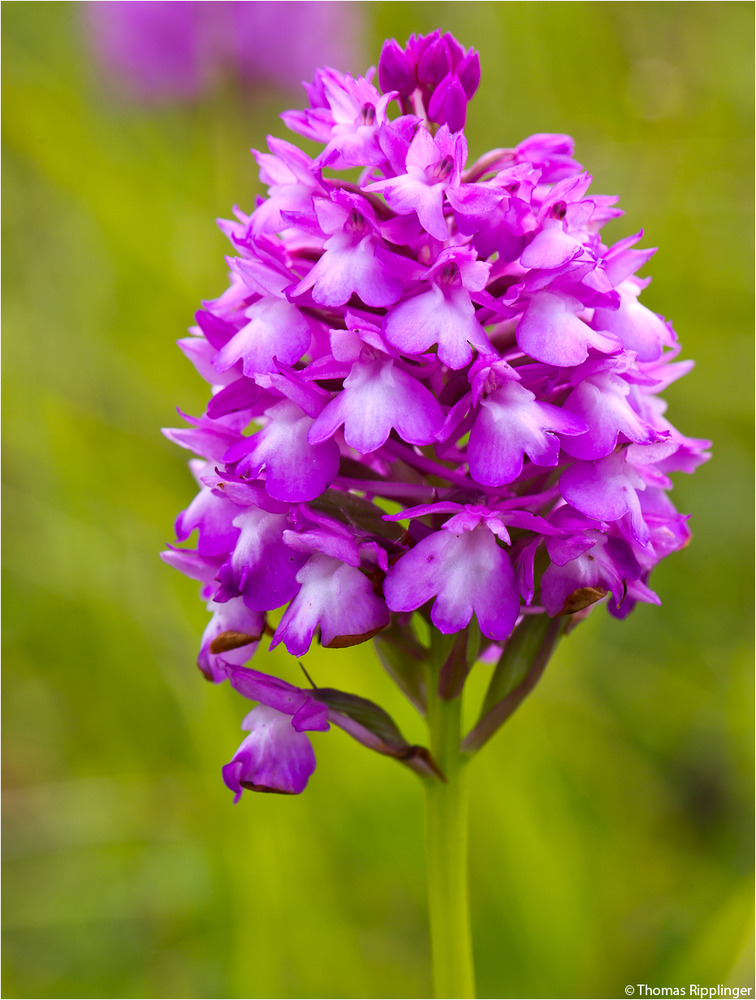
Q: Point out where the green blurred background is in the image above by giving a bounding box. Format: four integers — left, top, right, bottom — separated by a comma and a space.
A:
3, 2, 753, 997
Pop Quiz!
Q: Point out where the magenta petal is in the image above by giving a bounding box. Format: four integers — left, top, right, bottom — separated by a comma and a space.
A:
216, 507, 306, 611
560, 372, 655, 460
272, 554, 389, 655
309, 358, 444, 453
561, 452, 650, 546
161, 547, 223, 592
179, 336, 237, 385
207, 378, 265, 420
198, 596, 264, 680
163, 418, 239, 463
428, 74, 467, 132
378, 38, 415, 94
541, 534, 625, 616
468, 381, 586, 486
214, 297, 311, 376
222, 705, 317, 798
383, 287, 441, 355
294, 233, 404, 308
371, 173, 449, 240
519, 224, 583, 270
517, 291, 619, 366
222, 663, 330, 731
238, 400, 340, 502
384, 285, 491, 369
283, 526, 361, 567
194, 309, 238, 349
175, 486, 241, 556
383, 525, 519, 641
592, 287, 676, 363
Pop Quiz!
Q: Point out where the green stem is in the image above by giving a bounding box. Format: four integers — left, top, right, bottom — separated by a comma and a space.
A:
424, 679, 476, 999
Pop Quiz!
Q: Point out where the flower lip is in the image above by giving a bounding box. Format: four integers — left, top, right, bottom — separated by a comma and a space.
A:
222, 705, 319, 799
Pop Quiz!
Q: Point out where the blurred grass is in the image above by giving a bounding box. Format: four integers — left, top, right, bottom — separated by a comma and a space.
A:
2, 2, 753, 998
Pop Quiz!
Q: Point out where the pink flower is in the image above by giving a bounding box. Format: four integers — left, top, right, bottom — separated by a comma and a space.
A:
164, 30, 709, 794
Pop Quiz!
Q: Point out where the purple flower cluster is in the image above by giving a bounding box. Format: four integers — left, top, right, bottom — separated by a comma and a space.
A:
84, 1, 363, 102
164, 31, 709, 798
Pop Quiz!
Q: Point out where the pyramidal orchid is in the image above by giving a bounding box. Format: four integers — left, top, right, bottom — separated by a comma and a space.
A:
163, 30, 709, 998
85, 1, 363, 102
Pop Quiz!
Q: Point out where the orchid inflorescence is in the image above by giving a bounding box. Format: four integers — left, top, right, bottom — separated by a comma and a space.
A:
86, 0, 363, 102
163, 30, 709, 799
